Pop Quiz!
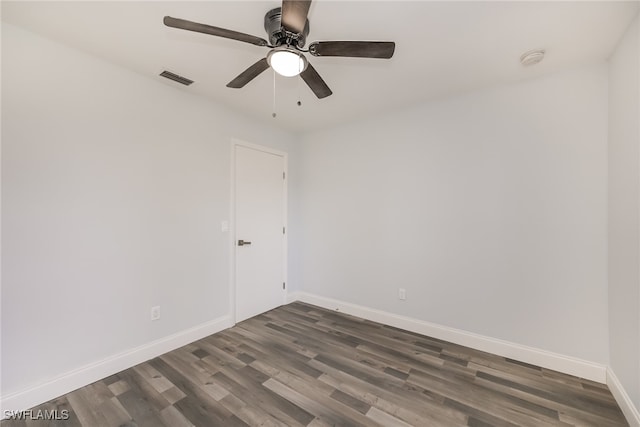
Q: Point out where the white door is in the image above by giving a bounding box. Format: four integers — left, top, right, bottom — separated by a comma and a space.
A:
234, 143, 286, 322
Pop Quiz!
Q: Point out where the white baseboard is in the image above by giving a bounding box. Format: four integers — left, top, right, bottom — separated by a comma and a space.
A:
287, 291, 607, 383
1, 315, 233, 417
608, 367, 640, 427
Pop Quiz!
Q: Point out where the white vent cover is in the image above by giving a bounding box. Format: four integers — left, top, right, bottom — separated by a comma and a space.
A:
159, 70, 194, 86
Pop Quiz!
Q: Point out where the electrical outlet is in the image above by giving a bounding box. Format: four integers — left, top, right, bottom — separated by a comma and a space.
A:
398, 288, 406, 300
151, 306, 161, 321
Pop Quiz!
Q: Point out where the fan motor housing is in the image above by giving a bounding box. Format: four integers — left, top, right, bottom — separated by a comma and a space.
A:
264, 7, 309, 48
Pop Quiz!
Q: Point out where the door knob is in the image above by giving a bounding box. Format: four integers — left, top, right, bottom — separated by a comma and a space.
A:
238, 240, 252, 246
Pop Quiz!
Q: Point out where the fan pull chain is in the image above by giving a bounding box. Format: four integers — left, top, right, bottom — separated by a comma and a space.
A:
272, 69, 277, 118
297, 54, 302, 107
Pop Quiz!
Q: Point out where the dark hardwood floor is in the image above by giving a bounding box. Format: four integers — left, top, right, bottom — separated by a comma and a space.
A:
2, 302, 628, 426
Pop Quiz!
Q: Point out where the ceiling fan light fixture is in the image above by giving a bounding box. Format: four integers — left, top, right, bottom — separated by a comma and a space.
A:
267, 48, 308, 77
165, 1, 395, 98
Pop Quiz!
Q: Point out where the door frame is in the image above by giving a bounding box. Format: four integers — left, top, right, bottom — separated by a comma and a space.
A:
229, 139, 288, 324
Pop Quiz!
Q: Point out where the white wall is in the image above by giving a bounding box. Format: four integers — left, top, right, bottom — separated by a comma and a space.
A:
1, 23, 293, 399
294, 64, 609, 364
608, 13, 640, 411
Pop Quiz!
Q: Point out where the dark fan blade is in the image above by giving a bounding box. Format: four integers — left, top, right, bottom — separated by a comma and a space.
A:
309, 41, 395, 59
164, 16, 269, 47
300, 63, 332, 99
281, 0, 312, 34
226, 58, 270, 88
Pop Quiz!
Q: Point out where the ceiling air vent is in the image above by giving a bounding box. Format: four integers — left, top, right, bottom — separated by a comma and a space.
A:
159, 70, 194, 86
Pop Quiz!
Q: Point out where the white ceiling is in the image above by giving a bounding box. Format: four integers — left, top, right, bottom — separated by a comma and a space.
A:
2, 1, 638, 133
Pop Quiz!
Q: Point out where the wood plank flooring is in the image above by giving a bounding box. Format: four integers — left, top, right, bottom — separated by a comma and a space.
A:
1, 302, 628, 426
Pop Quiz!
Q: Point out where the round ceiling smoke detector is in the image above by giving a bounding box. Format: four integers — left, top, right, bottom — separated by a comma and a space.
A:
520, 49, 545, 66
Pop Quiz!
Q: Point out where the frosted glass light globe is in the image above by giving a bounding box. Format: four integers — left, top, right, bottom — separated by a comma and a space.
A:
268, 50, 307, 77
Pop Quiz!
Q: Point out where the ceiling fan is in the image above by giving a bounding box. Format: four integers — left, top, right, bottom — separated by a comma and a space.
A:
164, 0, 395, 99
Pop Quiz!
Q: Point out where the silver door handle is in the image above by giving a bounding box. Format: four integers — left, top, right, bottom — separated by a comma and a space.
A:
238, 240, 252, 246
